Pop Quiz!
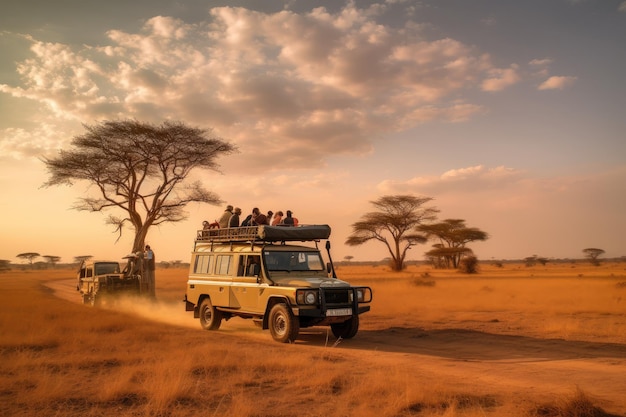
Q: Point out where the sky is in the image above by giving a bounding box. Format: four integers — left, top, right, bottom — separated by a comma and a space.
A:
1, 0, 625, 265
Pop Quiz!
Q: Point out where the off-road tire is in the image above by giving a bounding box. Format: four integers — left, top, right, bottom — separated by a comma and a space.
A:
199, 298, 223, 330
330, 314, 359, 339
89, 292, 101, 307
269, 303, 299, 343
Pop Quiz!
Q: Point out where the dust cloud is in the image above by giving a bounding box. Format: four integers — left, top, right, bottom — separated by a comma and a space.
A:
102, 295, 197, 329
45, 279, 197, 329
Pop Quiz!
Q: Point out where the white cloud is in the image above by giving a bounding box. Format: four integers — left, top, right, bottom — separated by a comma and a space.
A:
618, 1, 626, 12
0, 123, 68, 160
377, 165, 524, 194
481, 65, 521, 92
1, 4, 522, 170
538, 75, 577, 90
529, 58, 553, 67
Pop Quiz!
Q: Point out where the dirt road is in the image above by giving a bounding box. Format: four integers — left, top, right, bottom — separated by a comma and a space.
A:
47, 278, 626, 415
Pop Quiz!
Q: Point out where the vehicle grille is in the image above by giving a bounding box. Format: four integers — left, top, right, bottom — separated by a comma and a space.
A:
323, 289, 350, 305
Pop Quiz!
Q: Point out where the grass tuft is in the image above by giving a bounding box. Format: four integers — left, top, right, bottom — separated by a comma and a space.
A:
531, 388, 620, 417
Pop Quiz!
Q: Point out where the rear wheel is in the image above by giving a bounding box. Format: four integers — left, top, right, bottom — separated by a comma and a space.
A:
199, 298, 223, 330
269, 303, 299, 343
330, 315, 359, 339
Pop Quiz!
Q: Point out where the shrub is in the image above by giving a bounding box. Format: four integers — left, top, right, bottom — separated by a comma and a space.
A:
459, 256, 479, 274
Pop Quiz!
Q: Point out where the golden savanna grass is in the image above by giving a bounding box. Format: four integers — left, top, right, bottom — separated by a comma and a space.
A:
1, 262, 625, 417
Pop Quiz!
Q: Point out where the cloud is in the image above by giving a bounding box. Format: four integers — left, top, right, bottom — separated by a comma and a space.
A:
2, 4, 522, 169
619, 1, 626, 12
0, 123, 68, 160
481, 65, 521, 92
538, 75, 577, 90
529, 58, 552, 68
528, 58, 553, 77
377, 165, 524, 194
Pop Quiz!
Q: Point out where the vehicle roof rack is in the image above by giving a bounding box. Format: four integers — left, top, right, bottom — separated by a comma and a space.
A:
196, 225, 331, 244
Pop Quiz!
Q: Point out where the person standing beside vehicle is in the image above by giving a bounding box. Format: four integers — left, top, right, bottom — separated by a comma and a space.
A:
145, 245, 156, 298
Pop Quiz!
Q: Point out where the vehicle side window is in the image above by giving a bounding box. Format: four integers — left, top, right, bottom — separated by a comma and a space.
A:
79, 267, 86, 279
215, 255, 232, 275
194, 255, 212, 274
237, 255, 261, 276
86, 268, 93, 278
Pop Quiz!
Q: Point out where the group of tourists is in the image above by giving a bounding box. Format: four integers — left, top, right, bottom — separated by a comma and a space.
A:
204, 205, 299, 229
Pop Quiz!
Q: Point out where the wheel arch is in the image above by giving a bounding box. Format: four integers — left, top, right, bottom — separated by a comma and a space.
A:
262, 296, 291, 330
193, 294, 211, 319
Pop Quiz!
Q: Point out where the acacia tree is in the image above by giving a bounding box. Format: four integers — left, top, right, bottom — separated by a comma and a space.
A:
419, 219, 488, 269
0, 260, 10, 272
43, 255, 61, 265
17, 252, 40, 266
425, 245, 473, 269
345, 195, 439, 271
583, 248, 605, 266
74, 255, 93, 264
43, 120, 236, 254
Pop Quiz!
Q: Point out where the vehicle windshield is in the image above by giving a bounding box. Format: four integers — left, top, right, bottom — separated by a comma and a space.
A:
94, 262, 121, 275
263, 250, 324, 272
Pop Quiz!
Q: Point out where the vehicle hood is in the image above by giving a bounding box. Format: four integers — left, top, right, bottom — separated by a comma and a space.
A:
273, 276, 351, 288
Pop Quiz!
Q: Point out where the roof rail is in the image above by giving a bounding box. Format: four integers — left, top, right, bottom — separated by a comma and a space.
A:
196, 225, 331, 244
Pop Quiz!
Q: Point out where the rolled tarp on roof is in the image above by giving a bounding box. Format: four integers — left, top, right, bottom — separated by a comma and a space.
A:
257, 225, 331, 241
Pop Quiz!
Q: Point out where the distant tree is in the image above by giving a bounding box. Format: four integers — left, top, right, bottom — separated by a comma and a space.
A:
345, 195, 438, 271
524, 255, 537, 267
33, 261, 48, 270
74, 255, 93, 264
344, 256, 354, 262
425, 245, 473, 269
583, 248, 605, 266
42, 120, 236, 254
17, 252, 40, 266
0, 260, 11, 272
418, 219, 488, 269
536, 257, 549, 266
43, 255, 61, 266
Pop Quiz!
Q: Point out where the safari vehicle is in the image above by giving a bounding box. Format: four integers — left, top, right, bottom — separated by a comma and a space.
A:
184, 225, 373, 343
77, 259, 141, 306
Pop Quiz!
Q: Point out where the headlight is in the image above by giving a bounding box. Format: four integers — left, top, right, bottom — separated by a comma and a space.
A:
354, 287, 372, 303
296, 290, 318, 305
305, 292, 316, 304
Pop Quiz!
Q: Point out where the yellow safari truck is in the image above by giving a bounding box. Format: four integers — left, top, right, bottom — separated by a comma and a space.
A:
184, 225, 372, 343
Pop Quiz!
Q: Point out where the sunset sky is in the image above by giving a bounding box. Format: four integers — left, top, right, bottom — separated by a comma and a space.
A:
1, 0, 625, 265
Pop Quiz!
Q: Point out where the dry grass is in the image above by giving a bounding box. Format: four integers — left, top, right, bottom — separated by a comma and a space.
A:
341, 263, 626, 342
1, 262, 626, 417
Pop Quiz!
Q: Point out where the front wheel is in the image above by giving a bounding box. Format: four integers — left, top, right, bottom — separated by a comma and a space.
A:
330, 315, 359, 339
87, 292, 101, 307
268, 303, 299, 343
199, 298, 223, 330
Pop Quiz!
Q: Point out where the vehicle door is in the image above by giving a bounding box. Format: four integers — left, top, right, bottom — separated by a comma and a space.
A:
230, 254, 263, 312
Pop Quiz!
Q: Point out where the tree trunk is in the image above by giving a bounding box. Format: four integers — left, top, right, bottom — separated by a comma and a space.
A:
391, 256, 404, 271
132, 225, 149, 254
